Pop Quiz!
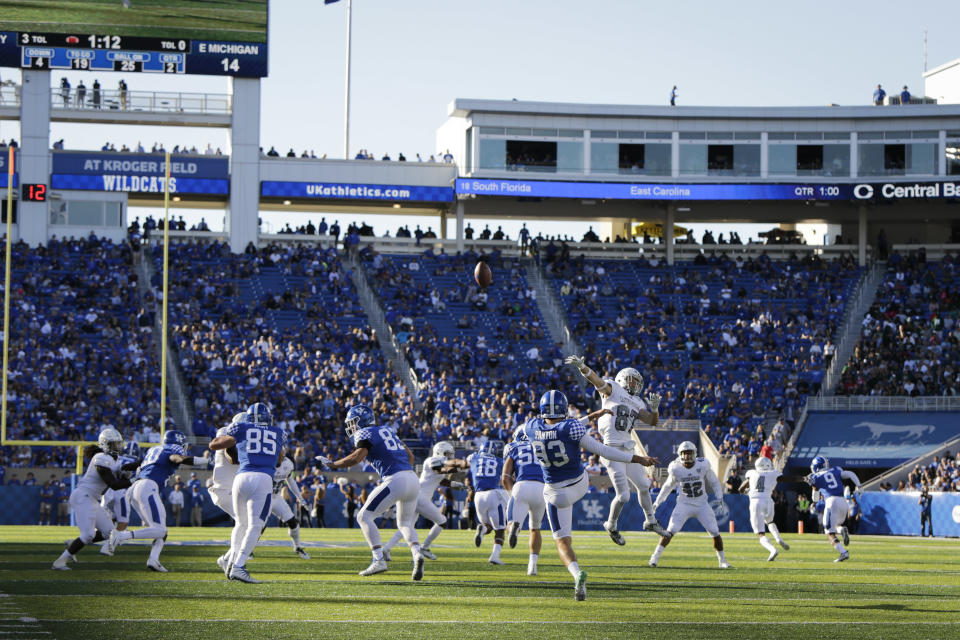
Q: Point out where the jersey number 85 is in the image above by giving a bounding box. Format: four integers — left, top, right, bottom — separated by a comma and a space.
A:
247, 429, 277, 455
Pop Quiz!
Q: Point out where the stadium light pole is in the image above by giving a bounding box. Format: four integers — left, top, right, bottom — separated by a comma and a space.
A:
343, 0, 353, 159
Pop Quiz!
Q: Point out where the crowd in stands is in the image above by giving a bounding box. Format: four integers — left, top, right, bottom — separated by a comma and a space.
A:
837, 251, 960, 396
546, 250, 858, 474
899, 451, 960, 492
0, 235, 168, 471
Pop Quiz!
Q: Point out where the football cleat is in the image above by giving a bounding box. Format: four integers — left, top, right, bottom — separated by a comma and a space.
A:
62, 541, 78, 563
508, 522, 519, 549
719, 561, 732, 569
778, 540, 791, 551
411, 554, 425, 581
382, 549, 392, 562
295, 547, 310, 560
767, 550, 779, 562
99, 543, 114, 556
228, 565, 259, 583
359, 559, 388, 576
527, 567, 538, 576
51, 556, 70, 571
603, 521, 626, 546
147, 560, 168, 573
106, 529, 124, 555
216, 555, 228, 573
648, 559, 658, 568
488, 556, 504, 565
834, 552, 850, 563
574, 570, 587, 601
474, 524, 485, 547
841, 527, 850, 547
644, 521, 672, 538
420, 547, 437, 561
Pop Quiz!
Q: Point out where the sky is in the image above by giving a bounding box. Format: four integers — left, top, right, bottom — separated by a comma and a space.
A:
3, 0, 959, 240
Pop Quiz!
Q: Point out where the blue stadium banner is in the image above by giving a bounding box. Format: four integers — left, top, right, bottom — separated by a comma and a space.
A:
261, 181, 454, 203
51, 152, 229, 195
0, 173, 17, 189
858, 491, 960, 537
0, 148, 17, 188
790, 412, 960, 468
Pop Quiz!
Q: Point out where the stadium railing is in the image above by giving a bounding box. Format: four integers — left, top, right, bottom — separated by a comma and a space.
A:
807, 396, 960, 412
49, 88, 232, 115
861, 433, 960, 490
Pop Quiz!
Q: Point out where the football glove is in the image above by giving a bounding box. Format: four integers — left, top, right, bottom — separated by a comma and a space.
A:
710, 498, 729, 520
645, 392, 662, 412
314, 455, 333, 471
449, 481, 466, 490
564, 354, 586, 372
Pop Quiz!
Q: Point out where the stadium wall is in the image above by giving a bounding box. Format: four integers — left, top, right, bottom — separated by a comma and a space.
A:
858, 491, 960, 537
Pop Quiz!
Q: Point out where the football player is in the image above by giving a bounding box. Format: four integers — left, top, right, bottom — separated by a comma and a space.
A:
521, 390, 659, 601
807, 456, 861, 562
502, 429, 546, 576
650, 441, 730, 569
209, 402, 286, 583
316, 404, 425, 581
466, 441, 509, 565
109, 430, 208, 572
208, 412, 246, 521
270, 453, 310, 559
98, 440, 141, 555
382, 441, 467, 561
52, 428, 137, 570
564, 355, 669, 544
738, 456, 790, 561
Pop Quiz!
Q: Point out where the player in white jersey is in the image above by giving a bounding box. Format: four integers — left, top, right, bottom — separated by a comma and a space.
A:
738, 456, 790, 561
382, 441, 468, 561
565, 355, 669, 544
52, 428, 136, 570
209, 412, 247, 520
270, 455, 310, 559
650, 441, 730, 569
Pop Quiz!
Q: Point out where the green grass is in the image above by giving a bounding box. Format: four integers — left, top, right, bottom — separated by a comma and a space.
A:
1, 526, 959, 639
0, 1, 267, 43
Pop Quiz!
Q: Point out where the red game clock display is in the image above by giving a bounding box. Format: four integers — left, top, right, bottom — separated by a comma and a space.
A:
22, 183, 47, 202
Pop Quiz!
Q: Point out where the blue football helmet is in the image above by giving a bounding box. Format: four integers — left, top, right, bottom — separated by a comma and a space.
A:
513, 426, 528, 442
123, 440, 141, 460
247, 402, 273, 426
538, 390, 568, 419
163, 430, 187, 448
345, 404, 376, 438
479, 440, 503, 457
810, 455, 828, 473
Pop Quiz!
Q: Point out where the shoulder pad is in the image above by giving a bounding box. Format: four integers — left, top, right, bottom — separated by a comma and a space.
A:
696, 457, 706, 462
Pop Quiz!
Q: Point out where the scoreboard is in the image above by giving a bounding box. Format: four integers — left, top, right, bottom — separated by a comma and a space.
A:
0, 31, 266, 77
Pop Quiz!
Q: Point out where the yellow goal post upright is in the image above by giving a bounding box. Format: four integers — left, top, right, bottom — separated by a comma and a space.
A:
0, 148, 172, 482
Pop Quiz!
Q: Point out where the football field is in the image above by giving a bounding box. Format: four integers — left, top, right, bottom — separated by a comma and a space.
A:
0, 526, 958, 639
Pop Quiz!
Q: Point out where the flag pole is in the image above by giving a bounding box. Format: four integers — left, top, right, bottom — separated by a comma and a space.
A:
343, 0, 352, 159
1, 146, 13, 446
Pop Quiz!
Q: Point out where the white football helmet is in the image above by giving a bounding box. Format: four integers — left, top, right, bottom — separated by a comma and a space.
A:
677, 440, 697, 468
230, 412, 248, 425
433, 441, 455, 460
98, 427, 124, 456
615, 367, 644, 396
755, 456, 774, 471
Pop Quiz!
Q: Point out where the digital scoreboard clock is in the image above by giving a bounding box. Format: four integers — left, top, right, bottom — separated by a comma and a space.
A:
21, 183, 47, 202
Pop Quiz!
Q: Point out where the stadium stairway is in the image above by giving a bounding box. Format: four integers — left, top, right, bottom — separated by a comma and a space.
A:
345, 253, 423, 409
139, 251, 194, 435
821, 261, 886, 396
862, 433, 960, 490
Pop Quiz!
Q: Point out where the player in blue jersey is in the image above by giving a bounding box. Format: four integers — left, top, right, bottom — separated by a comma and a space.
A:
209, 402, 287, 583
502, 432, 546, 575
317, 404, 425, 581
108, 430, 208, 571
467, 441, 509, 564
807, 456, 861, 562
522, 390, 660, 600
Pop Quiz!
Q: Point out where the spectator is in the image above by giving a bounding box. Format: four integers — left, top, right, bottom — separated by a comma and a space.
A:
168, 482, 185, 526
900, 85, 911, 105
670, 85, 678, 106
118, 79, 128, 109
873, 84, 886, 105
76, 80, 86, 107
59, 77, 70, 108
92, 79, 101, 109
189, 485, 204, 526
919, 485, 933, 536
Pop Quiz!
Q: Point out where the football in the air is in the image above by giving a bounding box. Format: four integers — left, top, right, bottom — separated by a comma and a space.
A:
474, 261, 492, 288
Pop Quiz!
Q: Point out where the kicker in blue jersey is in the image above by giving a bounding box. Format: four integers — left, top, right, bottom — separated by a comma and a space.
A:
522, 417, 587, 484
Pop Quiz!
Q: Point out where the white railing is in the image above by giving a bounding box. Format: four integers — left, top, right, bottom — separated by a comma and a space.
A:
807, 395, 960, 412
0, 82, 19, 107
50, 88, 231, 115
